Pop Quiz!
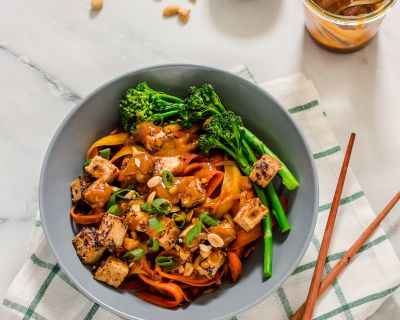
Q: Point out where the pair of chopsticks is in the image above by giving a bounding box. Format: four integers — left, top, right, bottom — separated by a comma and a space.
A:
292, 133, 400, 320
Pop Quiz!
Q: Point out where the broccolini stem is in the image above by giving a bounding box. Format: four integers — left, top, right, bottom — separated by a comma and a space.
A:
241, 154, 273, 279
254, 181, 273, 279
215, 142, 253, 175
150, 109, 181, 124
265, 183, 291, 233
243, 128, 299, 191
242, 139, 291, 233
262, 207, 273, 279
159, 94, 184, 104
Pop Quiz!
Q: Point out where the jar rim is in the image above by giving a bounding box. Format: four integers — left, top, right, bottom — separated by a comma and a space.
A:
304, 0, 397, 23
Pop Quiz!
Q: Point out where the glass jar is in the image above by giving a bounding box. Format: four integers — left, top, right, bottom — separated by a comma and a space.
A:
303, 0, 397, 53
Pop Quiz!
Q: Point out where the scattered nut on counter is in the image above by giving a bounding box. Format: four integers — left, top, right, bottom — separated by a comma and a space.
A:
178, 8, 191, 25
163, 5, 181, 17
91, 0, 103, 11
89, 0, 194, 25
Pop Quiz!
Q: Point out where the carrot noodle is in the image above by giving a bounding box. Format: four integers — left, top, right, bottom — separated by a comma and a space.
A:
70, 206, 104, 225
136, 274, 185, 308
279, 195, 289, 213
184, 154, 200, 165
140, 256, 154, 276
214, 160, 237, 167
227, 251, 242, 283
155, 265, 216, 287
182, 163, 203, 176
120, 279, 145, 290
230, 224, 263, 250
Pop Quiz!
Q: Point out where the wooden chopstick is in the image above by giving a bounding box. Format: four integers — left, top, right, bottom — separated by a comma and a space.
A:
292, 191, 400, 320
301, 133, 356, 320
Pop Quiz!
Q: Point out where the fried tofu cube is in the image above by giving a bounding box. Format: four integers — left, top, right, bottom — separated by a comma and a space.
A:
94, 256, 129, 288
82, 179, 113, 209
156, 217, 180, 250
125, 200, 150, 232
98, 214, 128, 251
72, 227, 105, 264
180, 177, 207, 208
85, 156, 119, 183
233, 198, 268, 232
249, 154, 282, 188
153, 156, 185, 176
70, 177, 91, 203
133, 122, 168, 152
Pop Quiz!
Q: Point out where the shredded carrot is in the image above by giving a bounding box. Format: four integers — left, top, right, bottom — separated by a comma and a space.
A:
206, 171, 224, 197
184, 154, 200, 165
227, 251, 242, 283
230, 223, 263, 250
182, 163, 203, 176
70, 206, 104, 225
214, 160, 237, 167
155, 265, 215, 287
140, 256, 154, 276
279, 195, 289, 213
120, 278, 145, 290
137, 274, 185, 308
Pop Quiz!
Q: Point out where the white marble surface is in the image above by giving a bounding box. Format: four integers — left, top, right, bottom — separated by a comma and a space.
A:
0, 0, 399, 318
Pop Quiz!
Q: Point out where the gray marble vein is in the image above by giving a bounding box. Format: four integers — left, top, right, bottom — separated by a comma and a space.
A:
0, 44, 81, 103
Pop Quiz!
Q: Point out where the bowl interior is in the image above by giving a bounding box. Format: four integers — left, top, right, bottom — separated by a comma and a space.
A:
40, 64, 318, 320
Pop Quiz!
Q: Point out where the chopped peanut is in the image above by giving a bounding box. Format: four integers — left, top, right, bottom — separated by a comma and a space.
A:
91, 0, 103, 11
178, 8, 191, 25
163, 5, 180, 17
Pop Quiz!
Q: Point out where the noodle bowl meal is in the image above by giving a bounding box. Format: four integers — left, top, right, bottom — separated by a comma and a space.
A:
69, 82, 299, 308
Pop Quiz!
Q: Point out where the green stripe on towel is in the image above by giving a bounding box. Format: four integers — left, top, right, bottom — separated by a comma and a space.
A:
293, 235, 388, 275
313, 146, 341, 159
23, 264, 60, 320
277, 287, 293, 319
319, 191, 364, 213
30, 254, 77, 290
288, 100, 319, 114
315, 285, 400, 320
311, 235, 354, 320
84, 303, 100, 320
2, 299, 47, 320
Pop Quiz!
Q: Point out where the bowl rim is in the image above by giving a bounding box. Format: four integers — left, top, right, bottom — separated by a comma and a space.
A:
39, 63, 319, 320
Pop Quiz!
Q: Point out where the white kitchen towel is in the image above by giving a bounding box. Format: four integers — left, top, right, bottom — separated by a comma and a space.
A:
1, 66, 399, 320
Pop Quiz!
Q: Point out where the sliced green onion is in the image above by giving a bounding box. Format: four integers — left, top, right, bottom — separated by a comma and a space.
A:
107, 193, 117, 209
149, 217, 164, 233
116, 188, 140, 200
162, 170, 175, 188
141, 198, 172, 215
172, 213, 186, 229
199, 213, 220, 227
82, 158, 92, 173
140, 203, 155, 214
107, 204, 120, 216
99, 148, 111, 160
107, 186, 138, 209
155, 256, 176, 267
185, 221, 202, 246
146, 238, 160, 252
122, 248, 145, 262
152, 198, 172, 214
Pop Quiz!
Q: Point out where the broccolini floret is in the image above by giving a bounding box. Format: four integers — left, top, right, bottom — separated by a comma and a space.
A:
118, 82, 184, 132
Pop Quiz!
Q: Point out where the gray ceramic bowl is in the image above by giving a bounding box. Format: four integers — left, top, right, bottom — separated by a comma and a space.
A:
40, 64, 318, 320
